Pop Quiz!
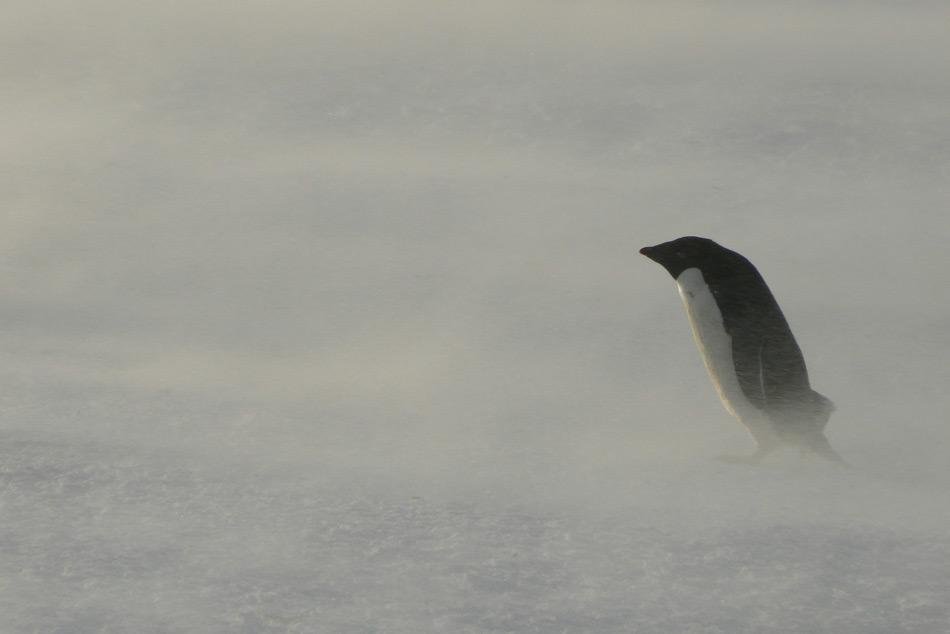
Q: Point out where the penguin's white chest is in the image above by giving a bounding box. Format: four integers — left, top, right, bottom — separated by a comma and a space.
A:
675, 268, 756, 420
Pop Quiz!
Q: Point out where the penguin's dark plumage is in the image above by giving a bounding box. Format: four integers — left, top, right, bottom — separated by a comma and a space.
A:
640, 236, 844, 464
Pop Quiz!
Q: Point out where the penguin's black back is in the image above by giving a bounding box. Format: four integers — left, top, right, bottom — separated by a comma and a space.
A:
700, 247, 813, 415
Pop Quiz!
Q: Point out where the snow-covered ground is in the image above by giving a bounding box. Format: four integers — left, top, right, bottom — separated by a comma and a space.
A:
3, 2, 950, 632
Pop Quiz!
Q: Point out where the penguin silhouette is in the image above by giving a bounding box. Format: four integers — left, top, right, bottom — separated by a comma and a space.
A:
641, 236, 845, 465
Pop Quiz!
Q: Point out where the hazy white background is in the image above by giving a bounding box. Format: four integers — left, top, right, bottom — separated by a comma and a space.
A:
2, 1, 949, 632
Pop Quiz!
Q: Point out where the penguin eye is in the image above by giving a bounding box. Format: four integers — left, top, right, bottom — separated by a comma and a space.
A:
675, 250, 687, 259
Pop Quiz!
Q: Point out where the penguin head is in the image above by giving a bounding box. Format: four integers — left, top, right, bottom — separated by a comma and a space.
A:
639, 236, 723, 279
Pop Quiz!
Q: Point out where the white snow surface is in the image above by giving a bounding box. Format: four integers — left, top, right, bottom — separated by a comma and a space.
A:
3, 2, 950, 632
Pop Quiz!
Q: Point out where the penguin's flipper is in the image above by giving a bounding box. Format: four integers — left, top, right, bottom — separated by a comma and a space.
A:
732, 331, 811, 416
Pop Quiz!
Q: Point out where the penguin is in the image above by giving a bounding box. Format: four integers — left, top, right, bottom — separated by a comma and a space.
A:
639, 236, 844, 465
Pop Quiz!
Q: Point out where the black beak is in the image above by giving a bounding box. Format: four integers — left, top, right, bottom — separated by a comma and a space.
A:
639, 245, 657, 258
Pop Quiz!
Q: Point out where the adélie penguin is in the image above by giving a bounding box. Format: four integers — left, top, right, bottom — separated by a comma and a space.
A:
640, 236, 845, 465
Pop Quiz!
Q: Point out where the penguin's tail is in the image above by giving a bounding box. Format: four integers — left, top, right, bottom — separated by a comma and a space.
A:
807, 433, 849, 468
811, 391, 835, 430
